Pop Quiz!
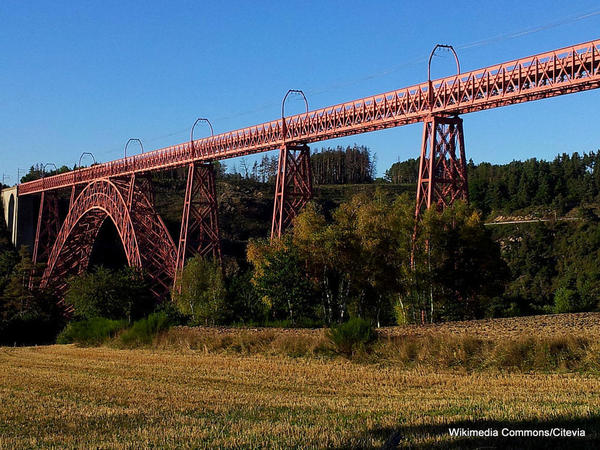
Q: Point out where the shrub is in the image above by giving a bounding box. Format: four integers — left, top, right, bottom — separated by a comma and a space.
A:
0, 287, 67, 346
118, 312, 171, 347
57, 317, 126, 346
155, 327, 332, 358
327, 317, 376, 357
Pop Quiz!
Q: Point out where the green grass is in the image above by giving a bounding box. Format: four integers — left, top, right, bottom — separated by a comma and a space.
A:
117, 312, 171, 347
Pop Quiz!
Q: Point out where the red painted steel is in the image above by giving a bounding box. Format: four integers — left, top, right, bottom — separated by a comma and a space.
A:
17, 40, 600, 197
115, 175, 177, 298
40, 178, 177, 299
271, 144, 312, 239
414, 115, 468, 217
174, 162, 222, 285
270, 91, 313, 239
30, 191, 60, 288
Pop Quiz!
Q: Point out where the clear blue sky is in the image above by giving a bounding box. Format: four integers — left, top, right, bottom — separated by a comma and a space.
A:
1, 0, 600, 184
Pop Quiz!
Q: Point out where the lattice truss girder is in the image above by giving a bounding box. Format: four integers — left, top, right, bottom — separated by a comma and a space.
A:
175, 163, 221, 280
17, 40, 600, 197
271, 144, 312, 239
415, 115, 468, 218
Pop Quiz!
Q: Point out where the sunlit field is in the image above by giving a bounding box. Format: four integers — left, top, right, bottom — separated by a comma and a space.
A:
1, 343, 599, 448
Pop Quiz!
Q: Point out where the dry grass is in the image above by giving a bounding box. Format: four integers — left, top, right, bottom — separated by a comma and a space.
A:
155, 326, 330, 357
151, 316, 600, 373
1, 345, 599, 448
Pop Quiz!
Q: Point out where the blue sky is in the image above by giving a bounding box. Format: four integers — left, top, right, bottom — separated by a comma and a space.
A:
1, 1, 600, 184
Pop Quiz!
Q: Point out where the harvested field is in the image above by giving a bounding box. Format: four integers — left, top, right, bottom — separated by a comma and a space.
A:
379, 312, 600, 339
1, 345, 599, 448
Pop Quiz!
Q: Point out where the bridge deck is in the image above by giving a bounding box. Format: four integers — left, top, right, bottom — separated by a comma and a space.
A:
18, 39, 600, 196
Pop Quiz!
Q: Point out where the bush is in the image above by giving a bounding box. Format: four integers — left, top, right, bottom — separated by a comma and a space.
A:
0, 287, 67, 346
155, 327, 332, 358
118, 312, 171, 347
327, 317, 376, 357
0, 312, 65, 346
57, 317, 126, 346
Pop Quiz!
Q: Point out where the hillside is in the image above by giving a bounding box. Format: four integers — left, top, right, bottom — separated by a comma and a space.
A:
152, 179, 413, 255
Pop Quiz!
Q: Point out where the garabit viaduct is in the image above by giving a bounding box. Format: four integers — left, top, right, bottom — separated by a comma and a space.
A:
2, 39, 599, 302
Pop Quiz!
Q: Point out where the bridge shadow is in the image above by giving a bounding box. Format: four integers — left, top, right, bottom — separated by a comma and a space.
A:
337, 415, 599, 449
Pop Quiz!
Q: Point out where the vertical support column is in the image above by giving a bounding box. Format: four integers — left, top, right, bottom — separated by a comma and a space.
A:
68, 184, 85, 210
414, 115, 468, 222
31, 190, 61, 288
174, 162, 221, 285
271, 143, 312, 240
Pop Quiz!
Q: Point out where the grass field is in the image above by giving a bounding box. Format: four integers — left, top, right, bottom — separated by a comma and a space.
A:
1, 341, 599, 448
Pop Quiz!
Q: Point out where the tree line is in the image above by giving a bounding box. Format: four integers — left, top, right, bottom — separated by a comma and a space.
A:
311, 145, 374, 184
385, 151, 600, 216
227, 145, 375, 185
468, 152, 600, 216
18, 145, 375, 187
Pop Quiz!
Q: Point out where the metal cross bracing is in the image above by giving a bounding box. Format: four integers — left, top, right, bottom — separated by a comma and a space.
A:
414, 115, 468, 217
271, 144, 312, 239
17, 39, 600, 197
174, 162, 222, 286
29, 191, 61, 288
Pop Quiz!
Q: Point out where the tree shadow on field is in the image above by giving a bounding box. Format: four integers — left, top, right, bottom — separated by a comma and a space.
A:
338, 415, 600, 449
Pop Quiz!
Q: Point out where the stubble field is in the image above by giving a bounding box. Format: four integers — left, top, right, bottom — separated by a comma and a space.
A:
1, 338, 599, 448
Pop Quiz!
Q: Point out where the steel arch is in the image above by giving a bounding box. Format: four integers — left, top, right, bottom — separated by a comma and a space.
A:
40, 178, 176, 299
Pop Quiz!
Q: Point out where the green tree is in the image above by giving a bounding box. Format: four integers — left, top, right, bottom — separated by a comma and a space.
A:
291, 203, 337, 323
293, 193, 414, 326
247, 238, 314, 324
1, 246, 36, 318
64, 267, 153, 323
553, 286, 580, 313
413, 201, 509, 321
172, 256, 226, 326
224, 269, 266, 324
